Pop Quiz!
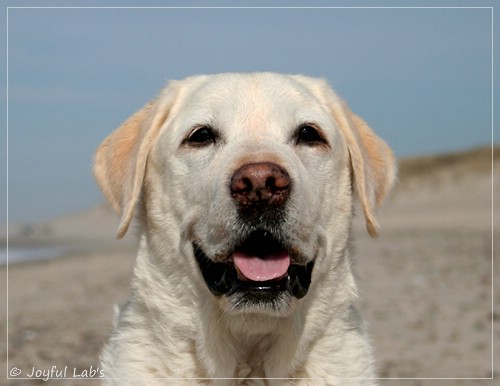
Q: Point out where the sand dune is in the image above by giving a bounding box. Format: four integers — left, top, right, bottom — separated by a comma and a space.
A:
1, 146, 498, 385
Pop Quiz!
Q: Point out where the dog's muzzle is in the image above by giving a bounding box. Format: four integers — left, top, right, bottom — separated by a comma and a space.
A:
193, 162, 315, 308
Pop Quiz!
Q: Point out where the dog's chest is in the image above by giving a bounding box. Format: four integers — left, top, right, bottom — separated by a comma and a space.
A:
234, 362, 266, 385
230, 339, 274, 384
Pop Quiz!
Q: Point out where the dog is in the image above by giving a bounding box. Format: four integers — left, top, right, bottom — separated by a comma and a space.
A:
94, 73, 396, 385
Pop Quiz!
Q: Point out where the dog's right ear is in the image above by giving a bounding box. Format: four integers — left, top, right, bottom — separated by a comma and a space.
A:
328, 100, 396, 238
93, 87, 176, 239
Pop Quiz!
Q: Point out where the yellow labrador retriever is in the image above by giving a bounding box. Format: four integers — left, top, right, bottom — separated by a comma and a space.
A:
94, 73, 396, 385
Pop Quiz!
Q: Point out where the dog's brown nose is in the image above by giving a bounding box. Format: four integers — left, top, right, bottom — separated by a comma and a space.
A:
231, 162, 291, 207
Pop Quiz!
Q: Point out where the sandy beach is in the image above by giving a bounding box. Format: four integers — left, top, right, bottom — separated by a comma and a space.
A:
2, 147, 498, 385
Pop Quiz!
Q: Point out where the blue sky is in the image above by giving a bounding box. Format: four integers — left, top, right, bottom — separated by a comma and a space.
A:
1, 0, 497, 224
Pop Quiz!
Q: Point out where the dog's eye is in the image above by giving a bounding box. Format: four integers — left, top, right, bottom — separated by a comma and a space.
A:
186, 126, 217, 146
296, 124, 327, 146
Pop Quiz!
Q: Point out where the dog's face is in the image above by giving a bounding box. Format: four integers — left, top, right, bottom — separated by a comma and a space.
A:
94, 73, 396, 317
153, 74, 350, 315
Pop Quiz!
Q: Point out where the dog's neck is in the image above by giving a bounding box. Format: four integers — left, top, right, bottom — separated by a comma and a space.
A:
196, 300, 303, 381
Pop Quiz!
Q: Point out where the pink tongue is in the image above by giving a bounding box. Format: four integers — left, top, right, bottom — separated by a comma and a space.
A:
233, 251, 290, 282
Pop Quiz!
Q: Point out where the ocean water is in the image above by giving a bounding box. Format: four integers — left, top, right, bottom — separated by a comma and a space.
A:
0, 246, 71, 265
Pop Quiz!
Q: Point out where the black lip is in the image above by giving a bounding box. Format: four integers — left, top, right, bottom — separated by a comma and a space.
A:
193, 242, 314, 300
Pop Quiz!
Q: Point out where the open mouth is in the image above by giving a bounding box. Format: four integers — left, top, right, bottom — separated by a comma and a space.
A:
193, 230, 314, 301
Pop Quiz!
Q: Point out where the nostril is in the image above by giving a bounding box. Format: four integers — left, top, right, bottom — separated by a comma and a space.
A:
265, 176, 276, 190
232, 176, 252, 193
271, 171, 290, 190
241, 178, 253, 193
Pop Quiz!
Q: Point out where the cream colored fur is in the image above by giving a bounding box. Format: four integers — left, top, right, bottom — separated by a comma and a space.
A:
94, 73, 396, 385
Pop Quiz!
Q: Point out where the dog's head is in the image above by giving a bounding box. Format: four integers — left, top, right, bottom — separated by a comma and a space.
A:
94, 73, 396, 316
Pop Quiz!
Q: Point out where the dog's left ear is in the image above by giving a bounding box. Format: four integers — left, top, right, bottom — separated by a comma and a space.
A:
93, 85, 178, 238
330, 101, 397, 238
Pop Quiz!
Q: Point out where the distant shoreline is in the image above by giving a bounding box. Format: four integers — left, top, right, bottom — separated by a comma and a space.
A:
0, 245, 72, 265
